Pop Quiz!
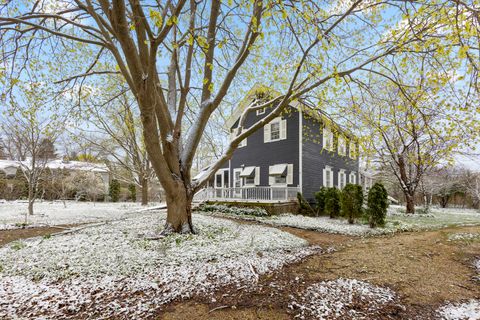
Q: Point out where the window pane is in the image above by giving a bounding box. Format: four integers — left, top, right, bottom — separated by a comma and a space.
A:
245, 177, 255, 184
224, 171, 229, 185
271, 122, 280, 140
274, 175, 286, 184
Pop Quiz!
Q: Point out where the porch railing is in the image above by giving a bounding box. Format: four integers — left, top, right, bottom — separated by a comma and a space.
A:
193, 186, 300, 202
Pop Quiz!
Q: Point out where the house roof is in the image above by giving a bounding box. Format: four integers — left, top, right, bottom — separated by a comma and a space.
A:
225, 84, 357, 141
0, 159, 109, 174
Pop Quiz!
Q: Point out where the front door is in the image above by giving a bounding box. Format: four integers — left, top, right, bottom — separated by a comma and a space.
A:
233, 168, 242, 198
215, 169, 229, 198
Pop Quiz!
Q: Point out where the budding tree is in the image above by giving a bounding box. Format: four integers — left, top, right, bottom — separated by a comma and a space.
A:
77, 84, 154, 205
0, 81, 65, 218
1, 0, 478, 232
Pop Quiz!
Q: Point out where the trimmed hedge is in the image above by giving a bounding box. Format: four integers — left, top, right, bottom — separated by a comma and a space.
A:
341, 183, 364, 224
367, 182, 389, 228
324, 187, 341, 218
109, 179, 121, 202
314, 187, 327, 215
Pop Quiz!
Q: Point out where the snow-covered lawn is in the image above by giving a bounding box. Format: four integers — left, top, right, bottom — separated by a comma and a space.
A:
386, 205, 480, 232
436, 300, 480, 320
197, 205, 480, 236
0, 210, 318, 319
0, 201, 162, 230
289, 278, 399, 319
447, 232, 480, 242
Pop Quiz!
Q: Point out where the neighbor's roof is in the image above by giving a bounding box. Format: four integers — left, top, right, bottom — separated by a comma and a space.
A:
0, 159, 109, 173
226, 84, 357, 140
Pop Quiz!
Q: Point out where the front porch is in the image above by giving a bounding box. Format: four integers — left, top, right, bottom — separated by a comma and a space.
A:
194, 186, 300, 203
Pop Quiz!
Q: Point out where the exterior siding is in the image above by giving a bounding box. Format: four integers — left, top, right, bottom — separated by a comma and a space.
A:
220, 106, 300, 188
301, 113, 359, 202
212, 103, 360, 204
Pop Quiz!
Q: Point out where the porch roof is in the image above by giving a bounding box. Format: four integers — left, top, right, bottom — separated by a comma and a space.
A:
239, 166, 256, 177
270, 164, 287, 176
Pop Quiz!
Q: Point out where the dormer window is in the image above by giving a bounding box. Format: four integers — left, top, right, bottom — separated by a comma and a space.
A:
256, 108, 265, 115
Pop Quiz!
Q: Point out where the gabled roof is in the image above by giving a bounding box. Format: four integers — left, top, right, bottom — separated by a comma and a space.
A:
0, 159, 109, 173
226, 84, 357, 141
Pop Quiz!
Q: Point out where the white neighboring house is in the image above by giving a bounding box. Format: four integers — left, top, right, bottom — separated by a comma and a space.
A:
359, 168, 375, 191
0, 159, 110, 192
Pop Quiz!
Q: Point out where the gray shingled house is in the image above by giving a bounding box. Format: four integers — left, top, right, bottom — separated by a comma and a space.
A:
195, 85, 361, 204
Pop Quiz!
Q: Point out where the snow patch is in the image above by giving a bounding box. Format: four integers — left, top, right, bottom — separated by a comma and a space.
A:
289, 278, 399, 319
0, 201, 159, 230
0, 212, 318, 318
447, 232, 480, 242
437, 300, 480, 320
200, 211, 382, 236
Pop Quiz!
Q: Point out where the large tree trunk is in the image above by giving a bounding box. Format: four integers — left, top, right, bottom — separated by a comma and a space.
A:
141, 177, 149, 206
405, 193, 415, 214
162, 182, 194, 234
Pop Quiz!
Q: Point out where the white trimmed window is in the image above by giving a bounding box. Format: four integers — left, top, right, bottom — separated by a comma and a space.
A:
256, 108, 265, 115
230, 127, 247, 148
268, 164, 293, 186
322, 126, 334, 151
240, 166, 260, 185
323, 166, 334, 187
338, 135, 346, 156
349, 171, 357, 184
349, 141, 356, 159
338, 169, 346, 189
264, 117, 287, 143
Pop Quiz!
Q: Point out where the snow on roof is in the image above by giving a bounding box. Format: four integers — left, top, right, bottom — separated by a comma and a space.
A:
225, 84, 357, 140
0, 160, 19, 170
0, 159, 109, 173
192, 166, 211, 181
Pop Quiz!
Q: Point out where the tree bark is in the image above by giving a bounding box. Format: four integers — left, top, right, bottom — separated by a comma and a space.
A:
27, 184, 34, 216
162, 182, 194, 234
141, 177, 149, 206
405, 193, 415, 214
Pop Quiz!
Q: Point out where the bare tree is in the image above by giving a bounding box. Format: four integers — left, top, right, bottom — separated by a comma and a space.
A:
78, 88, 154, 205
1, 0, 477, 232
462, 169, 480, 209
0, 82, 64, 219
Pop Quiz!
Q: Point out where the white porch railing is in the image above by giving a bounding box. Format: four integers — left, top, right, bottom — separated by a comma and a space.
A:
193, 186, 300, 203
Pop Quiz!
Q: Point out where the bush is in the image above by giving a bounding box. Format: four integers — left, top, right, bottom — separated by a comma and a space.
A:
324, 187, 341, 218
13, 168, 28, 199
315, 187, 327, 215
109, 179, 121, 202
340, 184, 363, 224
197, 204, 268, 217
367, 182, 389, 228
297, 192, 316, 216
128, 184, 137, 202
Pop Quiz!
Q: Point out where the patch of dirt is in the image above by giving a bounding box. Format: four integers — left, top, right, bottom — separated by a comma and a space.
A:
162, 302, 289, 320
0, 225, 77, 246
161, 225, 480, 319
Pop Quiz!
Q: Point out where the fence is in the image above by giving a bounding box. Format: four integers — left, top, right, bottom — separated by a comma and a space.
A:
193, 186, 300, 203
